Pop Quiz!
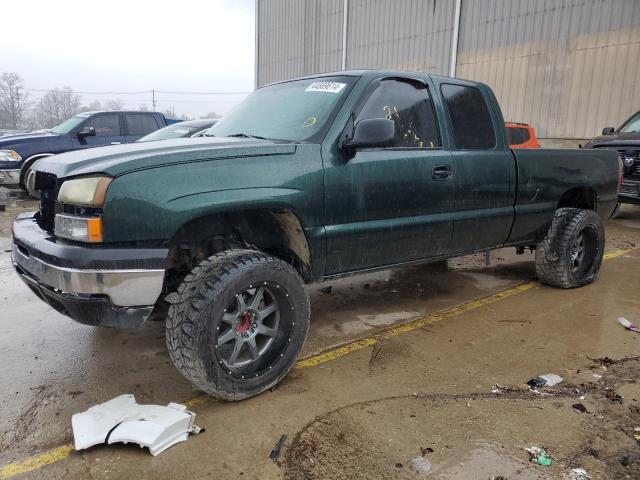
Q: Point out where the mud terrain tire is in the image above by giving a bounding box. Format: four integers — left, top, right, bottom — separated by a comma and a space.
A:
166, 249, 310, 400
535, 208, 605, 288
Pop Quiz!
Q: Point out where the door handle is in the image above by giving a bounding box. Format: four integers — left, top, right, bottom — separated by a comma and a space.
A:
111, 142, 121, 145
432, 165, 452, 180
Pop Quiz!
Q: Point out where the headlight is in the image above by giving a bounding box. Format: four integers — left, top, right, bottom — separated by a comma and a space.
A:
0, 150, 22, 162
57, 176, 112, 207
55, 214, 103, 243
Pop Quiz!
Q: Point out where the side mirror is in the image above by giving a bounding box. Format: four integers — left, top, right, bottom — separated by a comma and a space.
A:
342, 118, 395, 151
602, 127, 615, 135
77, 126, 96, 138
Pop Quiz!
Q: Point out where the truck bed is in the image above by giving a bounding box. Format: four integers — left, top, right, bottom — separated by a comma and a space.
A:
508, 148, 619, 244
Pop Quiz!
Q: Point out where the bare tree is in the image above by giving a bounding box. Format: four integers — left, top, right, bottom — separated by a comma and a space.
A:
79, 100, 102, 113
22, 109, 41, 131
0, 72, 29, 129
35, 87, 82, 128
202, 111, 221, 119
104, 98, 124, 110
138, 104, 149, 111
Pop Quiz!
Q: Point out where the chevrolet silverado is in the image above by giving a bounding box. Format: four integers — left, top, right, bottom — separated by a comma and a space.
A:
12, 71, 619, 400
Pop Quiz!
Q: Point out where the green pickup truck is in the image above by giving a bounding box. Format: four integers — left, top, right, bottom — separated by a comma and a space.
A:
12, 70, 619, 400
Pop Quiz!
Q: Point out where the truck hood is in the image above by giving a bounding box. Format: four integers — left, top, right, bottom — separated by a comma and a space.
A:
32, 137, 298, 179
0, 131, 60, 148
588, 131, 640, 148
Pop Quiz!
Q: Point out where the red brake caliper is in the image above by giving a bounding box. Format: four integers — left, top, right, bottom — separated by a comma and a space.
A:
236, 311, 252, 334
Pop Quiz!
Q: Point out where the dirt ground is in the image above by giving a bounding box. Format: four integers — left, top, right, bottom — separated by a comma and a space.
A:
1, 189, 639, 480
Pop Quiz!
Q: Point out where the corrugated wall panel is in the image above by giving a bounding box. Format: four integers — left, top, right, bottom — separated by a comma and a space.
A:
456, 0, 640, 139
345, 0, 455, 73
257, 0, 343, 87
257, 0, 640, 139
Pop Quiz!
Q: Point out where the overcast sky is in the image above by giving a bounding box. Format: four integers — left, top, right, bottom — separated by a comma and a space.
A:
1, 0, 255, 118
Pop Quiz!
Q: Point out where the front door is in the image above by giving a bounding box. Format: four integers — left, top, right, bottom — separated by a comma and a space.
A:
323, 78, 454, 274
72, 113, 125, 149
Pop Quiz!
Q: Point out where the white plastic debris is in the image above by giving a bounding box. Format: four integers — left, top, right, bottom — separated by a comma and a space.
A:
566, 467, 591, 480
528, 374, 564, 389
538, 374, 563, 386
72, 394, 201, 456
409, 456, 432, 475
618, 317, 640, 333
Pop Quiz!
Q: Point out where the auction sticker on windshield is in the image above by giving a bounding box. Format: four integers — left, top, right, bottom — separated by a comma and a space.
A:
305, 82, 346, 94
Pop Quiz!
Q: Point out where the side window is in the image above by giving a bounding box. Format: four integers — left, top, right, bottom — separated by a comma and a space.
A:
126, 114, 159, 136
507, 126, 530, 145
441, 84, 496, 149
84, 114, 120, 137
356, 79, 441, 148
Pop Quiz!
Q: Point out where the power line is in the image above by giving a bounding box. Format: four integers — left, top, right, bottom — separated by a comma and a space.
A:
25, 88, 153, 95
25, 88, 252, 95
156, 90, 250, 95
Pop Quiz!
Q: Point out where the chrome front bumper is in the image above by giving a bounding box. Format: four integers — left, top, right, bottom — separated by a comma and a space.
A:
12, 242, 165, 307
0, 169, 20, 185
11, 213, 169, 328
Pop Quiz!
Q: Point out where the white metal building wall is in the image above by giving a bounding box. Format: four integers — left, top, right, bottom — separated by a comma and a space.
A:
256, 0, 640, 140
344, 0, 455, 74
456, 0, 640, 139
256, 0, 344, 87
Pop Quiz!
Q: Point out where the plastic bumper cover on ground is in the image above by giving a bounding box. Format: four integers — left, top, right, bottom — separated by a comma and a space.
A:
11, 212, 168, 328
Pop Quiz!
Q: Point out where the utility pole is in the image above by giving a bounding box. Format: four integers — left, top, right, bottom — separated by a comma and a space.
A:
152, 89, 156, 112
14, 89, 21, 129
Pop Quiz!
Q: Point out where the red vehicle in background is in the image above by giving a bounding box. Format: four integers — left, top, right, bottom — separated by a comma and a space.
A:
506, 122, 541, 148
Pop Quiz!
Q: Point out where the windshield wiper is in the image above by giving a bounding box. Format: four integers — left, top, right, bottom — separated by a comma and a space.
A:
227, 133, 269, 140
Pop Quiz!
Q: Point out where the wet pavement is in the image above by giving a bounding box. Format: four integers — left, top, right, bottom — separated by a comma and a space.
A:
1, 191, 639, 479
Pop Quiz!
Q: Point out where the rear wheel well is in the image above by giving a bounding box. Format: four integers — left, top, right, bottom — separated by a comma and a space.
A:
557, 187, 597, 211
163, 209, 311, 295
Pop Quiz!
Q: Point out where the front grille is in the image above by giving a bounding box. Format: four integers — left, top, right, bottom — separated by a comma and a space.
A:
618, 150, 640, 179
34, 172, 59, 232
619, 182, 639, 197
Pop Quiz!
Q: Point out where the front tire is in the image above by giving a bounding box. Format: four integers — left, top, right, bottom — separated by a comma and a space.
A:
166, 249, 310, 401
535, 208, 605, 288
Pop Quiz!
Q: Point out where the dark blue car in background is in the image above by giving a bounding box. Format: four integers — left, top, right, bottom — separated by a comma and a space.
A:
0, 110, 171, 189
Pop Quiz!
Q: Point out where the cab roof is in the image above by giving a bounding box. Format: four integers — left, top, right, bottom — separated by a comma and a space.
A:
263, 69, 484, 89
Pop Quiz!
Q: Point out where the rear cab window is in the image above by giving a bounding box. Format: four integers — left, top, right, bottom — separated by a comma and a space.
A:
440, 84, 496, 150
125, 114, 160, 136
356, 79, 441, 149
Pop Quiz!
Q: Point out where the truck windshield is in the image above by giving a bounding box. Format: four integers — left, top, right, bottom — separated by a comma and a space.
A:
50, 114, 91, 134
619, 112, 640, 133
204, 76, 356, 142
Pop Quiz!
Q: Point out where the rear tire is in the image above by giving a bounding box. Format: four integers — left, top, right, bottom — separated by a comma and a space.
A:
166, 249, 310, 401
535, 208, 605, 288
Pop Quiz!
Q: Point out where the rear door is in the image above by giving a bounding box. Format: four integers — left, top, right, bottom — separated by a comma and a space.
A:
124, 113, 162, 142
437, 82, 515, 253
71, 113, 125, 149
323, 77, 454, 274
